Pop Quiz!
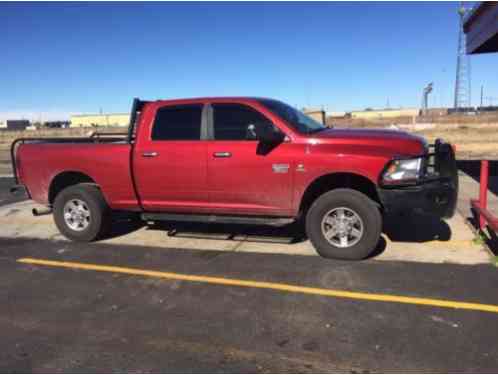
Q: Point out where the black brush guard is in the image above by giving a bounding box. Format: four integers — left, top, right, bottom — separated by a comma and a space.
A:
378, 139, 459, 219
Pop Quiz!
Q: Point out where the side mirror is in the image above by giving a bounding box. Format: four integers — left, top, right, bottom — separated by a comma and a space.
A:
249, 123, 285, 144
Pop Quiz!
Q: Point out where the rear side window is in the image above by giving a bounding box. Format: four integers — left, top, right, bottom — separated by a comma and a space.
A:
212, 103, 275, 140
151, 104, 202, 140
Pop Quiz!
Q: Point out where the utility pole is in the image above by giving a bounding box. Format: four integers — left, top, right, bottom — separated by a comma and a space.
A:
454, 3, 472, 109
421, 82, 433, 116
480, 85, 484, 108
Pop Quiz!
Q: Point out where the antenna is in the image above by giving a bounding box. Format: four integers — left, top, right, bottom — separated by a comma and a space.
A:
454, 2, 472, 109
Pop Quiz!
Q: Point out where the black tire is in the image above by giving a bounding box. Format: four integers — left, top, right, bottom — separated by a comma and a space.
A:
53, 183, 111, 242
305, 188, 382, 260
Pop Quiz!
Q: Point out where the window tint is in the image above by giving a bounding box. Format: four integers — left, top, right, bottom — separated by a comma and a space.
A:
212, 103, 276, 140
151, 105, 202, 140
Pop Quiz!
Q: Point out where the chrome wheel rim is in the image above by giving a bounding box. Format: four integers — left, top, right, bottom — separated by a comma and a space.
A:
63, 199, 91, 231
321, 207, 364, 248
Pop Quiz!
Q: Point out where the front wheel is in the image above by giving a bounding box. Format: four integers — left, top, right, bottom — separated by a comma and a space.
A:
53, 184, 111, 242
306, 188, 382, 260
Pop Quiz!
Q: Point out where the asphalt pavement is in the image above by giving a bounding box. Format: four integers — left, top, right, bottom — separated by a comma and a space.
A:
0, 177, 24, 207
1, 176, 498, 372
1, 236, 498, 372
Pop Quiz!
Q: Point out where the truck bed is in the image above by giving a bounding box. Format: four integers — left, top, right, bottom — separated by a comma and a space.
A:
14, 136, 140, 210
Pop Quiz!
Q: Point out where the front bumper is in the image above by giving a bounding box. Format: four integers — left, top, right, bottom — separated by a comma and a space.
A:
378, 177, 457, 218
378, 140, 458, 218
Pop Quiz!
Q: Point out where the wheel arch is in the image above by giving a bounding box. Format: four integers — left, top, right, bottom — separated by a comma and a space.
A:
48, 171, 99, 205
298, 172, 381, 216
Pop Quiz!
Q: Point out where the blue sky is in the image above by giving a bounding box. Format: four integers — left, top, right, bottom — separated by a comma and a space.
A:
1, 1, 497, 120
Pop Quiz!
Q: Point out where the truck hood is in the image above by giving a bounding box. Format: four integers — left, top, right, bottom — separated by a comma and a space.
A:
311, 128, 427, 155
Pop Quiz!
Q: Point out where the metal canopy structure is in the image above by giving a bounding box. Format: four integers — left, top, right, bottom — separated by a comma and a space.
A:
463, 2, 498, 54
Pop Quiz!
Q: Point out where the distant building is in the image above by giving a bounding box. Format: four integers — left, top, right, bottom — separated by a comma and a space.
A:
44, 121, 70, 128
423, 108, 449, 116
70, 113, 130, 128
350, 108, 419, 120
327, 111, 347, 118
0, 120, 30, 131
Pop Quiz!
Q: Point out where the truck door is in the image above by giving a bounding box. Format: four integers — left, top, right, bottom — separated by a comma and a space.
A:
133, 103, 209, 212
206, 102, 294, 217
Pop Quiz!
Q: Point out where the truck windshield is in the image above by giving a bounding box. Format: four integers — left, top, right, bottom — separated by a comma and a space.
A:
258, 99, 327, 135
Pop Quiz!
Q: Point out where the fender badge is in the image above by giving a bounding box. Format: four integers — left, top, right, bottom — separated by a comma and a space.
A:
272, 164, 290, 173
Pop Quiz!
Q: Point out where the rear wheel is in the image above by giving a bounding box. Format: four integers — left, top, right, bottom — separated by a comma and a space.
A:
53, 184, 111, 242
306, 188, 382, 260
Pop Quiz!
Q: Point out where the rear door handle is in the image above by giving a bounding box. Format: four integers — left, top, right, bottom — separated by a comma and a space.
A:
142, 151, 159, 158
213, 152, 231, 158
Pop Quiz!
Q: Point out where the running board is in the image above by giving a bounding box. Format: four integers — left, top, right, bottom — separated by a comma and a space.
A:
140, 212, 294, 226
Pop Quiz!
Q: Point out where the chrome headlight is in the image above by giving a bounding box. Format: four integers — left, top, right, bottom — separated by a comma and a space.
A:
382, 157, 423, 185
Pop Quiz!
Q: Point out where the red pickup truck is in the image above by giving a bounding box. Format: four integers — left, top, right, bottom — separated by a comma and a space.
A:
10, 97, 458, 260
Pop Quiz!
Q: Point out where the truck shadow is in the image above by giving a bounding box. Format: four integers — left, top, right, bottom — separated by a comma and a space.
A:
102, 212, 145, 240
149, 220, 306, 244
104, 211, 452, 255
382, 212, 452, 242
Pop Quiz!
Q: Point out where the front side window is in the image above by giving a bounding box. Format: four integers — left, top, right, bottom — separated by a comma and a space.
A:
258, 99, 326, 135
212, 103, 278, 141
151, 104, 202, 140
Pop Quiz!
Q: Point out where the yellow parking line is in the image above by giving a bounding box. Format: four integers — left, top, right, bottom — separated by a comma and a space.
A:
17, 257, 498, 314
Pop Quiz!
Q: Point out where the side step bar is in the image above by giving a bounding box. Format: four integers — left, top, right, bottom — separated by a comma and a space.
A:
141, 212, 294, 226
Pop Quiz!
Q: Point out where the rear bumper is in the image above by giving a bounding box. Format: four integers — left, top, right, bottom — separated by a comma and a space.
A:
378, 140, 458, 219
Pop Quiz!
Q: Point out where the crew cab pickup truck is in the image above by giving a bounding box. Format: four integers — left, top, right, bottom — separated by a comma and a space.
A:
10, 97, 458, 260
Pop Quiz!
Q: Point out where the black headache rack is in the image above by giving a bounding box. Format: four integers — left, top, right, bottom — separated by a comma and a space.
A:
127, 97, 150, 143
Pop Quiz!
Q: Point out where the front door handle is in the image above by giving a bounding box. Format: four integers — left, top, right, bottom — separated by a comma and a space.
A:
213, 152, 231, 158
142, 151, 159, 158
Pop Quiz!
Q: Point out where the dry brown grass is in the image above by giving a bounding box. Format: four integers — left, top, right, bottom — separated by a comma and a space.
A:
327, 112, 498, 128
413, 125, 498, 160
329, 112, 498, 160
